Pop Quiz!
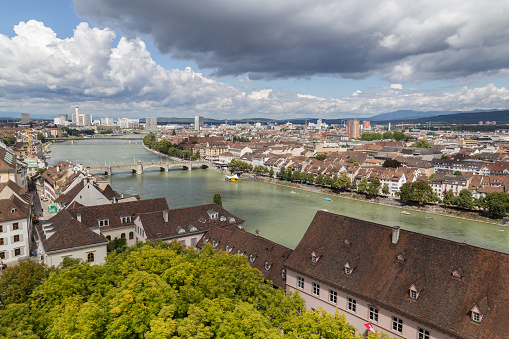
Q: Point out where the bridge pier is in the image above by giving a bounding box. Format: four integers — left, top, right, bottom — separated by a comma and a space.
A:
136, 160, 143, 174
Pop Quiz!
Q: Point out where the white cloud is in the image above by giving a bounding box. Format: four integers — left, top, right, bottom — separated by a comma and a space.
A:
0, 20, 508, 119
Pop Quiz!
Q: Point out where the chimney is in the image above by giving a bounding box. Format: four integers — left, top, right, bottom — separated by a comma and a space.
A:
77, 213, 82, 222
392, 226, 400, 244
163, 210, 168, 223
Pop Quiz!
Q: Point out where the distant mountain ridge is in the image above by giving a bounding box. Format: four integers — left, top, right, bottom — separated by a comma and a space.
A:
369, 110, 460, 121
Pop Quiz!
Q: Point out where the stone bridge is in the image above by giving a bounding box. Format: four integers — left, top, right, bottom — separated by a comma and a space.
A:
87, 160, 210, 176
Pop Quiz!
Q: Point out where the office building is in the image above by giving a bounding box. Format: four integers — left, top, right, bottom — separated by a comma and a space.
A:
195, 116, 204, 131
347, 119, 360, 139
146, 117, 158, 131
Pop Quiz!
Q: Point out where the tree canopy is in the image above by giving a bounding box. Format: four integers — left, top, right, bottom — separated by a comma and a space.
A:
0, 241, 388, 339
399, 181, 438, 205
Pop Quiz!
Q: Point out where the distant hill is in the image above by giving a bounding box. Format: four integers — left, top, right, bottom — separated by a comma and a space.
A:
370, 110, 459, 121
405, 110, 509, 124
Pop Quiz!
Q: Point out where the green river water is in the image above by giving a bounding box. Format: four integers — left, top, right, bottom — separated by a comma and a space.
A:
47, 138, 508, 253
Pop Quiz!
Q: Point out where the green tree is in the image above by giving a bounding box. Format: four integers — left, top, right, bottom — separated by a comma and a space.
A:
360, 132, 374, 141
442, 190, 456, 205
37, 132, 46, 143
367, 178, 381, 197
456, 189, 474, 210
480, 192, 509, 218
269, 167, 275, 178
213, 193, 223, 207
348, 157, 359, 166
0, 261, 55, 307
382, 131, 393, 140
315, 154, 327, 161
382, 183, 390, 196
392, 131, 405, 141
357, 178, 368, 193
453, 171, 463, 176
398, 181, 438, 205
333, 174, 351, 191
36, 167, 47, 175
382, 159, 401, 168
416, 140, 430, 148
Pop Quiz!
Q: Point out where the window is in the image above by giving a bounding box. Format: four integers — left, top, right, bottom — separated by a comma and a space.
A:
0, 251, 5, 259
129, 232, 134, 240
87, 252, 94, 263
348, 298, 356, 312
0, 225, 3, 232
410, 289, 417, 299
297, 276, 304, 289
12, 223, 19, 230
418, 328, 430, 339
264, 261, 271, 271
345, 266, 351, 275
369, 307, 378, 322
121, 233, 126, 238
392, 317, 403, 333
0, 238, 3, 245
249, 254, 256, 263
106, 235, 111, 241
329, 290, 337, 304
472, 311, 481, 323
14, 248, 21, 256
191, 238, 197, 247
312, 282, 320, 296
281, 269, 286, 279
13, 234, 20, 242
99, 219, 109, 227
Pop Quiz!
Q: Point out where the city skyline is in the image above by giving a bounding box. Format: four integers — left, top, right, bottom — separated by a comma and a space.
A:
1, 1, 509, 119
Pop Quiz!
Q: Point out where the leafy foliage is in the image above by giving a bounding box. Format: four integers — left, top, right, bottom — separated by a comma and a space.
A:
479, 192, 509, 218
0, 242, 375, 338
143, 133, 199, 160
315, 154, 327, 161
398, 181, 438, 205
382, 159, 401, 168
415, 140, 430, 148
213, 193, 223, 207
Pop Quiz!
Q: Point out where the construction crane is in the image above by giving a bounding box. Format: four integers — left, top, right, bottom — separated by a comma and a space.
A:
26, 129, 39, 159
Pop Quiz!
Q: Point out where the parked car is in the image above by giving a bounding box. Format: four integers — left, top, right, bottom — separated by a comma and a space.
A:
42, 197, 48, 202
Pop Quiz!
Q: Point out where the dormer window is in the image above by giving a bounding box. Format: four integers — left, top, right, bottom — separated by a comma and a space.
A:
311, 251, 320, 264
281, 269, 286, 279
237, 250, 244, 255
264, 261, 272, 271
470, 303, 484, 323
10, 208, 15, 214
226, 245, 233, 253
345, 263, 351, 275
98, 218, 109, 227
472, 311, 481, 323
212, 240, 219, 247
188, 224, 198, 232
396, 253, 405, 262
120, 216, 132, 223
177, 226, 186, 234
250, 254, 256, 263
409, 284, 420, 300
207, 210, 219, 220
203, 236, 209, 243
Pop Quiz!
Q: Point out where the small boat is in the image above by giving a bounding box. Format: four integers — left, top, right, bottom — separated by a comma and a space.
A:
45, 149, 51, 153
290, 191, 297, 194
425, 216, 433, 219
323, 198, 332, 201
401, 211, 410, 215
225, 174, 239, 182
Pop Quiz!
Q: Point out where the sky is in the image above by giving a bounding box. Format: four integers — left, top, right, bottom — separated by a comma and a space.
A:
1, 0, 509, 120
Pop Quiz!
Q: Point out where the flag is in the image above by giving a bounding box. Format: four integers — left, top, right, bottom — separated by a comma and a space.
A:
364, 323, 376, 334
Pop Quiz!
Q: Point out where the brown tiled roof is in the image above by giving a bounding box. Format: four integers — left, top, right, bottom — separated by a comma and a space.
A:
0, 146, 17, 171
0, 195, 30, 222
198, 225, 292, 288
64, 198, 169, 230
286, 212, 509, 339
139, 203, 245, 240
40, 212, 108, 252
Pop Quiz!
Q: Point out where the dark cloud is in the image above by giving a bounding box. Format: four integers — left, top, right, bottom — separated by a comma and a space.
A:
74, 0, 509, 81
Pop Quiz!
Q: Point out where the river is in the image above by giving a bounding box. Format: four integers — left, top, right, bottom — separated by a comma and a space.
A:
46, 137, 509, 253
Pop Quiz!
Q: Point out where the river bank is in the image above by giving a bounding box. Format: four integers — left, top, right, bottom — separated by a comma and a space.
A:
207, 165, 505, 227
141, 140, 505, 227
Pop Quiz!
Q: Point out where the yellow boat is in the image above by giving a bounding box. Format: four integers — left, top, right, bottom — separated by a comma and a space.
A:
225, 174, 239, 182
401, 211, 410, 215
